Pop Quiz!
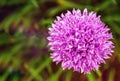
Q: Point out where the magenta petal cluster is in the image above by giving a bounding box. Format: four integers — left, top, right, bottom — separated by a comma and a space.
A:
47, 8, 114, 73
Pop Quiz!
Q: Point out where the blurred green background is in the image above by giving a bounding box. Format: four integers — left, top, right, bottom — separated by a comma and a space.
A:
0, 0, 120, 81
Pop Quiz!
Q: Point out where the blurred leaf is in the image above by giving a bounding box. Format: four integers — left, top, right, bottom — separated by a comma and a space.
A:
38, 0, 46, 4
87, 72, 96, 81
30, 0, 39, 8
47, 68, 63, 81
27, 56, 51, 81
0, 33, 9, 45
95, 0, 113, 11
96, 70, 102, 77
29, 57, 41, 68
13, 31, 26, 42
23, 18, 31, 27
48, 6, 67, 17
41, 19, 54, 27
27, 36, 37, 46
65, 70, 72, 81
26, 64, 44, 81
113, 39, 120, 62
0, 0, 7, 6
0, 0, 28, 6
12, 76, 19, 81
58, 0, 93, 9
112, 0, 117, 4
12, 57, 21, 67
108, 69, 115, 81
39, 38, 47, 48
109, 22, 120, 34
0, 13, 16, 32
7, 0, 20, 5
48, 0, 93, 17
36, 57, 51, 73
103, 15, 120, 22
0, 43, 25, 63
19, 5, 33, 16
47, 64, 53, 75
58, 0, 81, 7
0, 4, 33, 32
86, 0, 91, 5
0, 69, 11, 81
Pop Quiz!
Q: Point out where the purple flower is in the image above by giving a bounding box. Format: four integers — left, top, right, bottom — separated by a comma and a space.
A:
47, 8, 114, 73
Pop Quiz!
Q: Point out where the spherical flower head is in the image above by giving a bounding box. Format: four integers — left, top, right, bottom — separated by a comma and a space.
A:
47, 8, 114, 74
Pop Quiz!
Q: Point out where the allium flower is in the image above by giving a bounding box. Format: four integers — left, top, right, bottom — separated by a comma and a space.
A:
47, 8, 114, 73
